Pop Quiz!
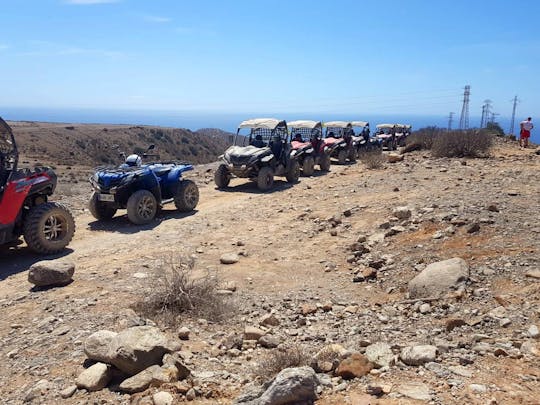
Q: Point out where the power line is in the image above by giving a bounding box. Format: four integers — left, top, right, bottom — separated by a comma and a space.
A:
509, 95, 519, 135
459, 85, 470, 130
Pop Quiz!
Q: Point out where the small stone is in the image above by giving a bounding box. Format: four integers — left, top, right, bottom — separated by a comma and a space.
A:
527, 325, 539, 339
397, 382, 431, 401
446, 318, 467, 332
59, 385, 77, 399
259, 335, 280, 349
525, 270, 540, 280
244, 326, 265, 341
469, 383, 487, 393
177, 327, 190, 340
75, 363, 112, 392
400, 345, 437, 366
300, 303, 318, 316
419, 303, 431, 314
260, 314, 280, 327
486, 204, 499, 212
467, 223, 480, 234
392, 206, 411, 220
186, 388, 197, 401
220, 253, 239, 264
365, 342, 394, 368
153, 391, 174, 405
335, 353, 373, 379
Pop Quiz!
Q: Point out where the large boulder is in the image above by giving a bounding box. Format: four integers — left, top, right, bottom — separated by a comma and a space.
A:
28, 260, 75, 287
75, 363, 112, 392
84, 326, 179, 376
234, 366, 319, 405
408, 258, 469, 298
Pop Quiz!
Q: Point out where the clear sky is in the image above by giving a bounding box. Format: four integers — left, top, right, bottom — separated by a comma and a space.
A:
1, 0, 539, 123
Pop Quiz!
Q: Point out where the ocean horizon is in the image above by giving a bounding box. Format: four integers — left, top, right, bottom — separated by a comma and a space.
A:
2, 107, 538, 143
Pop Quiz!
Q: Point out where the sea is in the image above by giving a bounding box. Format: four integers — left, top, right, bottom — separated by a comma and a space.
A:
2, 107, 538, 143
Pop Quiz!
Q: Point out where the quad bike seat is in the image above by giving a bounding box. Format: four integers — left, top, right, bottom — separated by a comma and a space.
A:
153, 167, 172, 177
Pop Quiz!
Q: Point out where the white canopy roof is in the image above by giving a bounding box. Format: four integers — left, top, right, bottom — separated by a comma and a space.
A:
287, 120, 322, 129
324, 121, 351, 128
238, 118, 285, 130
376, 123, 397, 129
351, 121, 369, 127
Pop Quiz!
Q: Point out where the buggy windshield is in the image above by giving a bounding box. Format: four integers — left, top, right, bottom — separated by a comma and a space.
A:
235, 120, 288, 147
0, 117, 18, 188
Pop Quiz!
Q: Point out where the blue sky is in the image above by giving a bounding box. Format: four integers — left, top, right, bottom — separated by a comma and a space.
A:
1, 0, 539, 127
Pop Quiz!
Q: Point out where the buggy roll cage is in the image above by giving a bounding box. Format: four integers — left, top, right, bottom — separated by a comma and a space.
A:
323, 121, 353, 138
235, 118, 288, 147
0, 117, 18, 189
288, 120, 323, 143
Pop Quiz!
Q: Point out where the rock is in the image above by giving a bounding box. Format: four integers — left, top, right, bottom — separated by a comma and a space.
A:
446, 318, 467, 332
469, 383, 487, 393
186, 388, 197, 401
486, 204, 499, 212
119, 365, 161, 393
153, 391, 174, 405
525, 269, 540, 280
419, 303, 431, 314
75, 362, 112, 392
365, 342, 394, 368
84, 330, 118, 363
244, 326, 266, 341
234, 366, 318, 405
400, 345, 437, 366
387, 153, 404, 163
259, 334, 280, 349
59, 385, 77, 399
392, 206, 411, 220
335, 353, 373, 379
527, 325, 539, 339
467, 222, 480, 233
397, 382, 432, 401
260, 314, 280, 327
162, 353, 191, 379
408, 258, 469, 298
300, 303, 318, 316
107, 326, 178, 375
220, 253, 239, 264
177, 327, 190, 340
28, 260, 75, 287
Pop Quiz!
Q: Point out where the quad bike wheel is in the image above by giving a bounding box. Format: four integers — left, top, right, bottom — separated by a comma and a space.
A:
319, 154, 331, 171
214, 164, 231, 189
23, 202, 75, 254
302, 156, 315, 176
127, 189, 157, 225
257, 166, 274, 191
286, 160, 300, 183
348, 148, 357, 163
338, 149, 348, 165
88, 192, 117, 220
174, 179, 199, 212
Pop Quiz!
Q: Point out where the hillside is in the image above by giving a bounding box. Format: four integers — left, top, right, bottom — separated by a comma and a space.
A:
8, 121, 232, 167
0, 138, 539, 404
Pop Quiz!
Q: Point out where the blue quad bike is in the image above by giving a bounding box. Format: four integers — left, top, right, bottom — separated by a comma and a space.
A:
88, 145, 199, 225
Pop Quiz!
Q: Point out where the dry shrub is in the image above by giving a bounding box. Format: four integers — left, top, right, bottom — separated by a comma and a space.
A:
134, 255, 236, 324
406, 126, 442, 150
358, 149, 385, 169
431, 130, 493, 158
255, 345, 311, 379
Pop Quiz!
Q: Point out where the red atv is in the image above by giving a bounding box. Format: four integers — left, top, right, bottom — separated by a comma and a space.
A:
288, 120, 331, 174
0, 118, 75, 254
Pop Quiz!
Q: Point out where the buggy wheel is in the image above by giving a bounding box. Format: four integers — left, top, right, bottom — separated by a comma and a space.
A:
214, 164, 231, 189
127, 190, 157, 225
23, 202, 75, 254
302, 156, 315, 176
319, 154, 331, 171
286, 160, 300, 183
348, 148, 357, 163
88, 192, 117, 220
257, 166, 274, 191
338, 149, 347, 165
174, 179, 199, 212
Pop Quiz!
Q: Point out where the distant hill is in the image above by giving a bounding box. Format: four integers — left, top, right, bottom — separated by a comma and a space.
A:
9, 121, 231, 167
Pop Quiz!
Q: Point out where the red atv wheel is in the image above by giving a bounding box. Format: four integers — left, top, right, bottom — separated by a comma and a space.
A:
23, 202, 75, 254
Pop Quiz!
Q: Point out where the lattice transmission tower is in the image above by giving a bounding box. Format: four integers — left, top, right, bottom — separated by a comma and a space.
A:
509, 95, 519, 135
459, 85, 470, 130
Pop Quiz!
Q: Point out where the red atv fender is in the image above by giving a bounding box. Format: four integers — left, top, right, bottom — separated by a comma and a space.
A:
0, 172, 52, 225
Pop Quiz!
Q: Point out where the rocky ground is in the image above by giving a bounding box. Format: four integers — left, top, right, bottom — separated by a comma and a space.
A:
0, 138, 539, 405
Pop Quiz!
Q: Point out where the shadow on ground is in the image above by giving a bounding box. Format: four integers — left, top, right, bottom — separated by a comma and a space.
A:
0, 248, 73, 281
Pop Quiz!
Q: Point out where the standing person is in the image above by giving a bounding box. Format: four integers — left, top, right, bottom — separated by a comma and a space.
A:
519, 117, 533, 148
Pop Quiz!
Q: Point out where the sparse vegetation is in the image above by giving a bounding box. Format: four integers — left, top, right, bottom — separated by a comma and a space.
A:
255, 345, 311, 379
358, 149, 385, 169
431, 130, 493, 158
134, 255, 236, 324
406, 127, 494, 157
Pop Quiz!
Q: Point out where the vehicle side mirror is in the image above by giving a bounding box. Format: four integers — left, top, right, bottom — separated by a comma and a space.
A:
148, 144, 155, 151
